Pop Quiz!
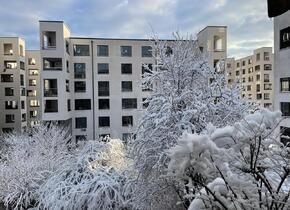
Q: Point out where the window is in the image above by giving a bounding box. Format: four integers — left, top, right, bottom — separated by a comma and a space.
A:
255, 65, 260, 71
248, 67, 253, 73
43, 58, 62, 70
235, 71, 239, 76
42, 31, 56, 49
281, 102, 290, 116
256, 53, 260, 61
121, 46, 132, 57
67, 99, 71, 111
142, 46, 152, 57
27, 90, 37, 97
98, 63, 109, 74
66, 80, 70, 92
264, 93, 270, 100
21, 113, 26, 122
19, 45, 24, 57
121, 63, 132, 74
248, 76, 253, 82
99, 116, 110, 127
256, 84, 261, 92
6, 114, 15, 123
4, 43, 13, 55
99, 99, 110, 110
264, 64, 272, 70
122, 116, 133, 127
248, 59, 252, 64
66, 40, 70, 54
30, 100, 40, 107
122, 81, 132, 92
75, 117, 87, 129
73, 45, 90, 56
264, 84, 272, 90
76, 135, 87, 142
256, 74, 260, 81
213, 36, 223, 51
44, 100, 58, 112
264, 74, 270, 82
280, 26, 290, 49
122, 98, 137, 109
257, 94, 262, 100
98, 81, 109, 96
247, 85, 251, 91
242, 61, 245, 66
264, 52, 270, 60
74, 63, 86, 78
29, 69, 38, 76
4, 61, 17, 69
242, 69, 246, 74
5, 87, 14, 96
242, 77, 246, 83
21, 100, 25, 109
75, 81, 86, 92
142, 98, 149, 108
66, 60, 69, 73
5, 101, 18, 109
20, 61, 25, 70
30, 110, 37, 118
99, 134, 110, 139
2, 128, 14, 133
264, 103, 272, 108
44, 79, 57, 97
236, 62, 240, 68
214, 60, 219, 69
122, 133, 133, 142
142, 64, 153, 76
28, 58, 36, 65
281, 78, 290, 92
97, 45, 109, 56
1, 74, 13, 82
29, 79, 36, 86
75, 99, 91, 110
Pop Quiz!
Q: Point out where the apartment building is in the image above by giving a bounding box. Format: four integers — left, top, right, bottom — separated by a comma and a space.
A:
39, 21, 227, 142
226, 47, 274, 108
273, 10, 290, 144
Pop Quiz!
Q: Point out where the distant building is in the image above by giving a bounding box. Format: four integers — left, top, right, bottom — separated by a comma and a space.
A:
226, 47, 274, 109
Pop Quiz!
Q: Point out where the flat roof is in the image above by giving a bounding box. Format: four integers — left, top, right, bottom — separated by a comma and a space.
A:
197, 26, 227, 34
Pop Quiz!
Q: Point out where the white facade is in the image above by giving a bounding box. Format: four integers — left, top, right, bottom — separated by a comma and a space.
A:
273, 10, 290, 144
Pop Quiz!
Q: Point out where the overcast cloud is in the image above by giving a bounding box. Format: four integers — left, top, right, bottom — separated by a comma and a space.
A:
0, 0, 273, 58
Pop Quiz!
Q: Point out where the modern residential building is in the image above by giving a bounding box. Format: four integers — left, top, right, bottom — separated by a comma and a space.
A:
226, 47, 274, 109
39, 21, 227, 142
273, 10, 290, 144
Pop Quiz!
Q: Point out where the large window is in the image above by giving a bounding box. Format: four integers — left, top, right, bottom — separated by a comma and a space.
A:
75, 117, 87, 129
122, 98, 137, 109
73, 45, 90, 56
99, 116, 110, 127
5, 101, 18, 109
281, 78, 290, 92
74, 63, 86, 78
99, 99, 110, 110
6, 114, 15, 123
142, 46, 152, 57
44, 100, 58, 112
98, 81, 109, 96
75, 99, 91, 110
4, 43, 13, 55
4, 61, 17, 69
1, 74, 13, 82
42, 31, 56, 49
5, 87, 14, 96
122, 116, 133, 127
280, 26, 290, 49
98, 63, 109, 74
281, 102, 290, 116
43, 58, 62, 70
121, 46, 132, 57
122, 81, 133, 92
75, 81, 86, 92
121, 63, 132, 74
44, 79, 57, 97
97, 45, 109, 56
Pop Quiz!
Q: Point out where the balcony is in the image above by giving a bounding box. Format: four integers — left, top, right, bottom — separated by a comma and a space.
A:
43, 58, 62, 71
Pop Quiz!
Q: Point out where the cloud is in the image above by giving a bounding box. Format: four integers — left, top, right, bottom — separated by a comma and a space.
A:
0, 0, 273, 57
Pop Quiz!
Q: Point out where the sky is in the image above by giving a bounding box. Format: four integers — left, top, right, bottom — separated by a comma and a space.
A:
0, 0, 273, 58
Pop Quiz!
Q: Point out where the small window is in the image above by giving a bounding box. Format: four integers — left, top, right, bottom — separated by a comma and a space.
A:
20, 75, 25, 86
242, 61, 245, 66
19, 45, 24, 57
122, 81, 133, 92
236, 62, 240, 68
73, 45, 90, 56
281, 78, 290, 92
99, 116, 110, 127
1, 74, 13, 82
281, 102, 290, 116
255, 65, 260, 71
242, 69, 246, 74
121, 63, 132, 74
264, 93, 270, 100
98, 63, 109, 74
21, 113, 26, 122
20, 61, 25, 70
66, 80, 70, 92
256, 53, 260, 61
21, 100, 25, 109
142, 46, 152, 57
247, 85, 251, 91
30, 100, 40, 107
256, 84, 261, 92
5, 101, 18, 109
66, 40, 70, 54
4, 61, 17, 69
97, 45, 109, 56
6, 114, 15, 123
74, 63, 86, 78
236, 71, 239, 76
264, 52, 270, 60
257, 94, 262, 100
75, 99, 91, 110
67, 99, 71, 111
256, 74, 260, 81
121, 46, 132, 57
122, 116, 133, 127
75, 117, 87, 129
98, 81, 109, 96
43, 58, 62, 71
29, 69, 38, 76
5, 87, 14, 96
248, 67, 253, 74
75, 81, 86, 92
264, 74, 270, 82
264, 64, 272, 71
4, 43, 13, 55
27, 90, 37, 97
28, 58, 36, 65
99, 99, 110, 110
44, 100, 58, 112
29, 79, 36, 86
122, 98, 137, 109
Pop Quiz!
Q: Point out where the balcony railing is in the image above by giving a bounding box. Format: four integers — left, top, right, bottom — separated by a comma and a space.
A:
44, 88, 58, 97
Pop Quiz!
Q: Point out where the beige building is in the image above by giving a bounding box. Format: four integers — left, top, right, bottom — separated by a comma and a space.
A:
226, 47, 274, 108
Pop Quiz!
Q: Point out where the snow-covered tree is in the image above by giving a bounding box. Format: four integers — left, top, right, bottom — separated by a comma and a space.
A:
0, 125, 71, 209
131, 34, 255, 210
168, 109, 290, 210
37, 138, 131, 210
